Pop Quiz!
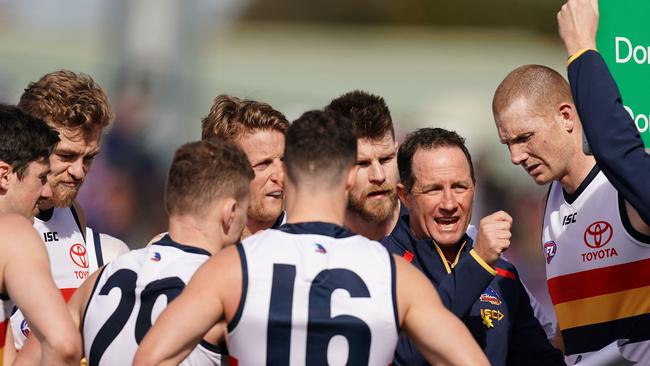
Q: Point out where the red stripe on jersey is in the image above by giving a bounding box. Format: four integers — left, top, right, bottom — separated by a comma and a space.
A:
229, 356, 238, 365
548, 258, 650, 305
60, 288, 77, 302
495, 267, 516, 280
402, 250, 414, 263
0, 318, 7, 346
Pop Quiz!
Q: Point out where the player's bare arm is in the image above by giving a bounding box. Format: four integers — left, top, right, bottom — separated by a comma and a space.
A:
15, 268, 102, 365
0, 214, 82, 365
395, 254, 489, 366
133, 245, 241, 366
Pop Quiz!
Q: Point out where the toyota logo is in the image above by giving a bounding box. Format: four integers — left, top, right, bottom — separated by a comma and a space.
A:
583, 221, 613, 249
69, 243, 89, 268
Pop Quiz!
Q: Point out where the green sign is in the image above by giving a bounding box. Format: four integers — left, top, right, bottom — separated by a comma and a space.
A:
597, 0, 650, 148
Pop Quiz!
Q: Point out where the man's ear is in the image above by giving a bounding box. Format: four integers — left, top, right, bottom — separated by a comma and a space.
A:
0, 162, 13, 192
558, 102, 576, 133
345, 165, 359, 192
220, 198, 237, 235
396, 183, 411, 210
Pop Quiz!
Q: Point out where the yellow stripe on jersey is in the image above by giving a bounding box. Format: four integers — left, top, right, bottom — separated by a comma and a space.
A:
434, 242, 466, 274
470, 249, 497, 276
555, 285, 650, 330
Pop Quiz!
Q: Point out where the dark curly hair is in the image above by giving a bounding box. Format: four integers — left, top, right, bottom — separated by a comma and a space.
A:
285, 110, 357, 187
325, 90, 394, 140
0, 104, 60, 179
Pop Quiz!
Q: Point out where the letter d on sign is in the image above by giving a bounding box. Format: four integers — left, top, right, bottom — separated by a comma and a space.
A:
616, 37, 632, 63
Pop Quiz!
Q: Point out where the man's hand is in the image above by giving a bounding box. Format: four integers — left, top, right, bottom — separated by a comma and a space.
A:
473, 211, 512, 267
558, 0, 599, 57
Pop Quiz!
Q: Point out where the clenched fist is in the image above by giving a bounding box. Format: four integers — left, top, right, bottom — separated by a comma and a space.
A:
473, 211, 512, 267
558, 0, 599, 57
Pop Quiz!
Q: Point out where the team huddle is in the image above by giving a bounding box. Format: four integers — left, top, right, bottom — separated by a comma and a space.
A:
1, 1, 649, 365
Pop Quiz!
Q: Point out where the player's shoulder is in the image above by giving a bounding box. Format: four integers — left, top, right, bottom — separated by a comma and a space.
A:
0, 213, 32, 231
101, 245, 147, 273
0, 214, 42, 250
144, 235, 212, 273
98, 232, 130, 260
249, 222, 380, 246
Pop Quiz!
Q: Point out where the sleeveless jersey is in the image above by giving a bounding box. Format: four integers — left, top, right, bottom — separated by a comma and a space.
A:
10, 206, 95, 349
34, 206, 94, 298
228, 222, 399, 366
85, 227, 130, 269
0, 293, 12, 365
542, 167, 650, 364
82, 234, 222, 366
10, 208, 128, 350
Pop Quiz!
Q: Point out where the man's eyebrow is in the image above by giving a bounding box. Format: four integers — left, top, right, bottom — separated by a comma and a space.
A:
55, 148, 82, 154
252, 157, 273, 165
511, 132, 533, 143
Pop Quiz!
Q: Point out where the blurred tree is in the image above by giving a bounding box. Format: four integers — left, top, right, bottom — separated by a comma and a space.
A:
242, 0, 564, 34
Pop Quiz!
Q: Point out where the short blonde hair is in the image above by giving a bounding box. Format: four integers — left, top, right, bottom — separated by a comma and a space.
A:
201, 94, 288, 142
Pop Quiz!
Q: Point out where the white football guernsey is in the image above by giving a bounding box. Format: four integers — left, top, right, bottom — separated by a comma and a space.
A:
542, 167, 650, 365
0, 292, 13, 365
227, 222, 399, 366
85, 227, 130, 268
11, 206, 94, 349
34, 206, 94, 297
82, 234, 223, 366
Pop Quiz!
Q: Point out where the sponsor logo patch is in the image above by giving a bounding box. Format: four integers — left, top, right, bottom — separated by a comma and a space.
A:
584, 221, 613, 249
480, 308, 504, 328
151, 252, 162, 262
581, 221, 617, 262
69, 243, 89, 268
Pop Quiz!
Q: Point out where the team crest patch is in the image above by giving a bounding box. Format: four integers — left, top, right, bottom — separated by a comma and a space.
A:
20, 319, 31, 337
543, 241, 557, 264
151, 252, 162, 262
479, 288, 501, 306
314, 243, 327, 254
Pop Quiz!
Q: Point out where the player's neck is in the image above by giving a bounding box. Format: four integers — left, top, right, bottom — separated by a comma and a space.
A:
244, 217, 276, 237
167, 215, 222, 254
559, 153, 596, 194
285, 189, 346, 227
344, 202, 400, 240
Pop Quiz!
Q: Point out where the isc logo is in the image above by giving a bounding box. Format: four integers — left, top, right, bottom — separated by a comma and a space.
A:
43, 232, 59, 242
562, 213, 577, 226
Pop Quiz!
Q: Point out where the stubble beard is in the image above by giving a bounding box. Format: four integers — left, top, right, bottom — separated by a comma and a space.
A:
248, 198, 282, 225
348, 187, 398, 224
49, 180, 80, 208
